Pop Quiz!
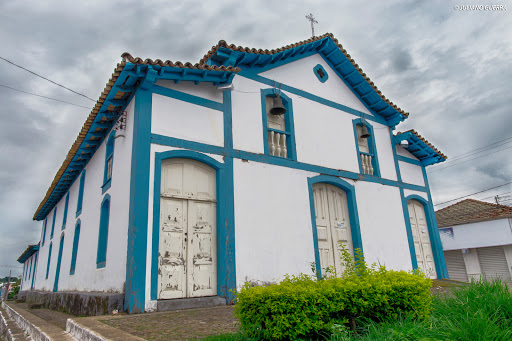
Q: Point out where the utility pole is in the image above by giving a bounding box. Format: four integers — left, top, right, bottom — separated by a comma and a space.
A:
3, 270, 11, 301
306, 14, 318, 38
495, 195, 500, 205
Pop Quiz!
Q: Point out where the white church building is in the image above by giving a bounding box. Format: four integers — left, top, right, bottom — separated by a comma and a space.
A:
18, 33, 448, 314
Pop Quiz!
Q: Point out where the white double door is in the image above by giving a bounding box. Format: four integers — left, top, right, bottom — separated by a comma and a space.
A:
408, 200, 437, 278
313, 183, 353, 275
158, 159, 217, 299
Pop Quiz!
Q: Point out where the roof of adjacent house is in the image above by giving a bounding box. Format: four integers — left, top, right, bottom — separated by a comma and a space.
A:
436, 199, 512, 227
17, 244, 40, 263
33, 33, 446, 221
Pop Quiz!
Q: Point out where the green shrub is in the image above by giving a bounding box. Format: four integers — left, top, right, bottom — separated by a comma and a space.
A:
234, 247, 432, 340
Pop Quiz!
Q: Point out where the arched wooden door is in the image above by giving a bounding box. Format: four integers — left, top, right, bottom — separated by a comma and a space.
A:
313, 183, 353, 275
158, 158, 217, 299
408, 200, 437, 278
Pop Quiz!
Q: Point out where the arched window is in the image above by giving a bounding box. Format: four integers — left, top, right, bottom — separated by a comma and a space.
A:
76, 170, 86, 217
96, 194, 111, 268
102, 132, 115, 193
261, 89, 297, 160
45, 242, 53, 279
70, 220, 81, 275
352, 118, 380, 177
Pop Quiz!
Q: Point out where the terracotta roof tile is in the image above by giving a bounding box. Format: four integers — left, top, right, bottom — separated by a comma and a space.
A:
396, 129, 447, 160
436, 199, 512, 227
121, 53, 241, 72
199, 33, 409, 118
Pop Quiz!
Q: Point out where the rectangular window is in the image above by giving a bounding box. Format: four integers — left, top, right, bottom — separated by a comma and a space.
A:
41, 218, 48, 245
50, 207, 57, 239
102, 133, 115, 194
45, 242, 53, 279
76, 170, 86, 217
70, 221, 81, 275
96, 195, 111, 269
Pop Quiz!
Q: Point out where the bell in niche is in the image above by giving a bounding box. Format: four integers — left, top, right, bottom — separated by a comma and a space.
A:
359, 124, 371, 139
270, 95, 286, 115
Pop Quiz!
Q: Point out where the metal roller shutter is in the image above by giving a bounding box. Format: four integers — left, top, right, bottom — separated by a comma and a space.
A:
477, 246, 512, 283
444, 250, 469, 282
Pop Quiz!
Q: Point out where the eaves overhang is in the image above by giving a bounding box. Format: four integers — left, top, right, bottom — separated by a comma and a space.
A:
394, 129, 447, 166
201, 33, 409, 127
33, 55, 240, 221
17, 244, 40, 263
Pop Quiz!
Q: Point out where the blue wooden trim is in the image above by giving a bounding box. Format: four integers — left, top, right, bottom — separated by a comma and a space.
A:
352, 118, 381, 177
41, 218, 47, 246
45, 242, 52, 279
50, 207, 57, 240
76, 170, 86, 218
307, 175, 364, 278
150, 150, 236, 302
53, 233, 65, 292
397, 155, 422, 166
70, 220, 81, 275
223, 91, 233, 150
420, 167, 448, 278
313, 64, 328, 83
96, 194, 111, 269
125, 89, 152, 313
30, 253, 38, 291
260, 89, 297, 160
150, 134, 429, 193
61, 193, 69, 230
240, 73, 389, 126
151, 84, 224, 112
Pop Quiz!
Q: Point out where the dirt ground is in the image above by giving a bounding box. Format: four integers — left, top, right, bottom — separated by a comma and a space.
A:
100, 305, 238, 341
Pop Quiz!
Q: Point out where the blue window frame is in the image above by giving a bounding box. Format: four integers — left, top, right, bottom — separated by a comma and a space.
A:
28, 257, 32, 280
45, 242, 53, 279
70, 220, 81, 275
76, 170, 86, 217
352, 118, 380, 177
313, 64, 328, 83
96, 194, 111, 269
260, 88, 297, 160
62, 192, 69, 230
41, 218, 48, 245
102, 132, 115, 194
50, 207, 57, 240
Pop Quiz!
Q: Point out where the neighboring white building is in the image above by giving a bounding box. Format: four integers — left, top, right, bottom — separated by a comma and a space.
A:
19, 33, 448, 314
437, 199, 512, 283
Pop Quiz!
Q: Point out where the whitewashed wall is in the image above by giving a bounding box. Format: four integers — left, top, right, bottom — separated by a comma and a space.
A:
259, 54, 373, 117
233, 160, 414, 287
354, 181, 413, 271
440, 218, 512, 251
33, 98, 135, 293
151, 92, 224, 147
396, 145, 419, 159
20, 253, 37, 291
399, 161, 425, 187
231, 75, 397, 180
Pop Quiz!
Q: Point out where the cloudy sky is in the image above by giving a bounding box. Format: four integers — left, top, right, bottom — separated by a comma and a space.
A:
1, 0, 510, 276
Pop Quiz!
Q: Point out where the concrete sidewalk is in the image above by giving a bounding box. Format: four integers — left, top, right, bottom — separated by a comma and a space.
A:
1, 300, 237, 341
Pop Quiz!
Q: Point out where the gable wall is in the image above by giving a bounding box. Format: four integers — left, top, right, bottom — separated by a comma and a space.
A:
32, 97, 135, 293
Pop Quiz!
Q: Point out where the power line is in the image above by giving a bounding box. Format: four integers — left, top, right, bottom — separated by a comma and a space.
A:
0, 55, 96, 102
434, 181, 512, 206
0, 84, 93, 109
428, 145, 512, 173
478, 191, 512, 201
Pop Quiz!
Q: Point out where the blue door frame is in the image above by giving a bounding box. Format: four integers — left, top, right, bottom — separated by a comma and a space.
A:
53, 234, 65, 292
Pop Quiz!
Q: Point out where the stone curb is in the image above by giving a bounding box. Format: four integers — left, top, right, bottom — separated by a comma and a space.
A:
2, 301, 73, 341
67, 317, 145, 341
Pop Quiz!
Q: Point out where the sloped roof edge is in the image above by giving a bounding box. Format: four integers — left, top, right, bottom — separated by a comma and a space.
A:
395, 129, 447, 166
17, 244, 40, 263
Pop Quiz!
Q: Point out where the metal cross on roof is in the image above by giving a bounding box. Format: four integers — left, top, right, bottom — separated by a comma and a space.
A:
306, 13, 318, 38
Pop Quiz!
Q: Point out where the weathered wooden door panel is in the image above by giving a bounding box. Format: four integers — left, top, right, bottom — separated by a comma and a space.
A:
188, 201, 217, 297
158, 158, 217, 300
313, 183, 353, 276
408, 200, 437, 278
159, 198, 187, 299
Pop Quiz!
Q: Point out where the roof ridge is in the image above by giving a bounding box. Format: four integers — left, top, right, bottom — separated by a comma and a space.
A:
121, 52, 241, 72
199, 33, 409, 119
